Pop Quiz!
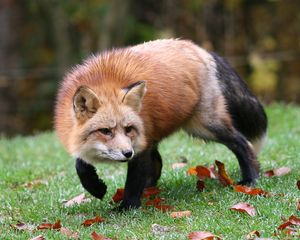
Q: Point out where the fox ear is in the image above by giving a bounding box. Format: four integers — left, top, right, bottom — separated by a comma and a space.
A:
122, 81, 146, 112
73, 86, 100, 121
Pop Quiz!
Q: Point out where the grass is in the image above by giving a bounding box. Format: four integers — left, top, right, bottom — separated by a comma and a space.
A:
0, 104, 299, 239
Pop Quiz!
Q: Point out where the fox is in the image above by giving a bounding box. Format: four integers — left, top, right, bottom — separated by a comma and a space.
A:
54, 39, 267, 210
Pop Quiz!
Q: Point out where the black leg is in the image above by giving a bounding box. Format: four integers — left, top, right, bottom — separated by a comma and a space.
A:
75, 158, 107, 199
119, 149, 152, 210
209, 126, 260, 185
145, 147, 162, 188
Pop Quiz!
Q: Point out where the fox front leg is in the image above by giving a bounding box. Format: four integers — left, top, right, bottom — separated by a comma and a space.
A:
75, 158, 107, 199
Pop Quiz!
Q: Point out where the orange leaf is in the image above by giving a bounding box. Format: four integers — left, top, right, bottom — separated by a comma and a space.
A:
154, 204, 173, 212
215, 160, 234, 186
230, 202, 256, 217
233, 185, 270, 197
143, 187, 161, 198
196, 165, 215, 180
187, 167, 197, 176
197, 180, 205, 192
145, 197, 163, 206
37, 220, 61, 230
172, 162, 187, 169
264, 167, 291, 177
188, 231, 221, 240
91, 231, 112, 240
112, 188, 124, 203
81, 216, 104, 227
170, 210, 191, 218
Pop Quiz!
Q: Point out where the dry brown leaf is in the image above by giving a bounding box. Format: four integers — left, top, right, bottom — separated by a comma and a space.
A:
91, 231, 112, 240
197, 180, 205, 192
170, 210, 191, 218
22, 179, 48, 189
145, 197, 164, 206
264, 167, 291, 177
81, 216, 104, 227
30, 235, 45, 240
196, 165, 216, 180
37, 220, 61, 230
172, 162, 187, 169
230, 202, 256, 217
111, 188, 124, 203
277, 215, 300, 237
215, 160, 234, 186
246, 230, 260, 239
154, 204, 173, 212
143, 187, 161, 198
60, 227, 79, 239
233, 185, 270, 197
151, 223, 174, 235
188, 231, 221, 240
11, 221, 34, 231
63, 193, 91, 207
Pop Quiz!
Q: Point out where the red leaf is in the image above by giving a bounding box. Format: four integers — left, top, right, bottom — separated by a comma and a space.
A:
81, 216, 104, 227
215, 160, 234, 186
30, 235, 45, 240
145, 197, 164, 206
112, 188, 124, 203
91, 231, 112, 240
297, 180, 300, 190
60, 227, 79, 239
188, 231, 221, 240
197, 180, 205, 192
37, 220, 61, 230
264, 167, 291, 177
170, 210, 191, 218
63, 193, 91, 207
233, 185, 270, 197
230, 202, 256, 217
143, 187, 161, 198
196, 166, 216, 180
289, 215, 300, 225
154, 204, 173, 212
172, 162, 187, 169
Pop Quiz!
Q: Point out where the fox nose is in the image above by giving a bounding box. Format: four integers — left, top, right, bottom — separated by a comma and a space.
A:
122, 150, 133, 159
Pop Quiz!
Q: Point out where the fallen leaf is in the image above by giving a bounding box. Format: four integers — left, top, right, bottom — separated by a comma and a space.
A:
195, 165, 216, 180
154, 204, 173, 212
170, 210, 191, 218
63, 193, 91, 207
91, 231, 112, 240
60, 227, 79, 239
143, 187, 161, 198
37, 220, 61, 230
277, 215, 300, 237
30, 235, 45, 240
22, 179, 48, 189
151, 223, 173, 235
11, 221, 34, 231
230, 202, 256, 217
297, 180, 300, 190
145, 197, 164, 206
81, 216, 104, 227
188, 231, 221, 240
215, 160, 234, 186
264, 167, 291, 177
187, 167, 197, 176
246, 230, 260, 239
288, 215, 300, 225
172, 162, 187, 169
233, 185, 270, 197
112, 188, 124, 203
197, 180, 205, 192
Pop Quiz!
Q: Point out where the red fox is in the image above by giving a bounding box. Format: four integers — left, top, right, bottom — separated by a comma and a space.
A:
54, 39, 267, 210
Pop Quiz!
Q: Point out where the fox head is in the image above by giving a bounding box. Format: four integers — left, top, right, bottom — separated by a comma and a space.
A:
69, 81, 147, 164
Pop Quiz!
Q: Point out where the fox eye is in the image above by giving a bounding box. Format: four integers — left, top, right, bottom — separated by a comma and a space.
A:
98, 128, 112, 136
125, 126, 134, 134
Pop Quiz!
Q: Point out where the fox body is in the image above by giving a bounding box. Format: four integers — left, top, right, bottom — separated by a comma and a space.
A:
55, 39, 267, 210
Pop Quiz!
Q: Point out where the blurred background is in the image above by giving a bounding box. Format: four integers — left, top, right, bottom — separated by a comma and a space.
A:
0, 0, 299, 136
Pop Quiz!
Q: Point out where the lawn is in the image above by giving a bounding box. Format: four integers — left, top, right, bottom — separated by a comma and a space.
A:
0, 104, 299, 239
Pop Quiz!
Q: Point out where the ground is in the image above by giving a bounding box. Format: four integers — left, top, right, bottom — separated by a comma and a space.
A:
0, 104, 299, 239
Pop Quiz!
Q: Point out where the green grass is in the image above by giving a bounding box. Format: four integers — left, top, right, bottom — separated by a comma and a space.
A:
0, 104, 299, 239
